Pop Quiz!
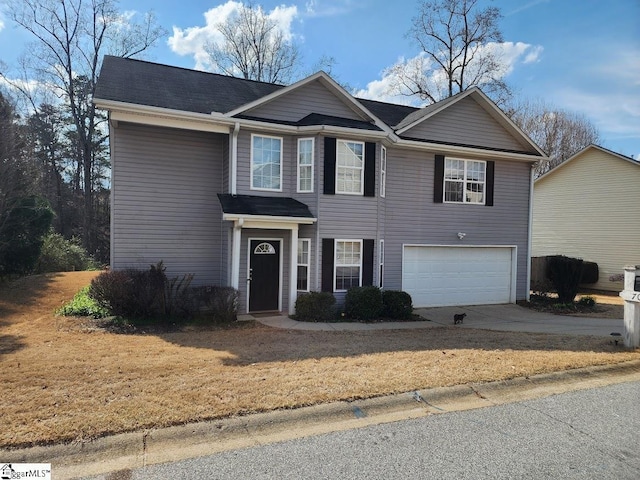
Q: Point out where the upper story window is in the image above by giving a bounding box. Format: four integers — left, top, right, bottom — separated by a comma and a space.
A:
444, 158, 486, 204
380, 146, 387, 198
251, 134, 282, 191
297, 138, 314, 193
336, 140, 364, 195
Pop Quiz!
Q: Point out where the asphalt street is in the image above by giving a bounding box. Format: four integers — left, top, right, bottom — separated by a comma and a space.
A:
85, 380, 640, 480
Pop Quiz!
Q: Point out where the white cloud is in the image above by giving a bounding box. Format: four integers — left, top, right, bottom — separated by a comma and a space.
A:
168, 1, 299, 71
304, 0, 358, 18
355, 41, 543, 104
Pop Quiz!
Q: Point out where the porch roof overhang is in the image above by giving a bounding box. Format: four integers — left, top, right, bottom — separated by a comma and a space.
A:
218, 194, 317, 228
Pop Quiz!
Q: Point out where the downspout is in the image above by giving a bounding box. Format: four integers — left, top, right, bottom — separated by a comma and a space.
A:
230, 122, 240, 195
526, 163, 535, 302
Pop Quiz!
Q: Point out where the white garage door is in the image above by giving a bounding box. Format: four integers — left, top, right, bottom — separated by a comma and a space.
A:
402, 246, 514, 307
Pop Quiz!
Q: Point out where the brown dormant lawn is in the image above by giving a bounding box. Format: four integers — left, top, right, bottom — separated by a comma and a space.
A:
1, 272, 638, 449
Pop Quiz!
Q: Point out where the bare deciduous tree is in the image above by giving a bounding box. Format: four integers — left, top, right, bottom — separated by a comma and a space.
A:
204, 2, 301, 84
506, 98, 600, 176
5, 0, 165, 254
388, 0, 509, 104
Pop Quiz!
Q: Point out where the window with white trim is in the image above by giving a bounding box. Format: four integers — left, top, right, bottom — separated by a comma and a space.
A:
251, 134, 282, 191
444, 158, 486, 204
297, 239, 310, 291
380, 146, 387, 198
334, 240, 362, 291
378, 240, 384, 288
336, 140, 364, 194
297, 138, 314, 193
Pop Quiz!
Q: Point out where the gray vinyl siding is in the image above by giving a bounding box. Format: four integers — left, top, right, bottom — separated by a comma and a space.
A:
245, 79, 365, 123
403, 97, 531, 153
382, 147, 532, 300
111, 123, 227, 285
235, 130, 320, 213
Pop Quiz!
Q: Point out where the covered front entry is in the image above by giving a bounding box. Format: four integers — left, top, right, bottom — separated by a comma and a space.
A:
402, 245, 516, 307
218, 194, 317, 314
248, 239, 281, 312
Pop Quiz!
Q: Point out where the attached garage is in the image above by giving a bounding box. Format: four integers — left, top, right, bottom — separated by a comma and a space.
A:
402, 245, 517, 307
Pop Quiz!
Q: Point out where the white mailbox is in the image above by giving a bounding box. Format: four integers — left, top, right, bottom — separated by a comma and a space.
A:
619, 265, 640, 348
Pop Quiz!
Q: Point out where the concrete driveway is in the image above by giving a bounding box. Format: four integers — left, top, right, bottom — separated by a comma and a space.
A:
256, 304, 624, 337
415, 304, 623, 337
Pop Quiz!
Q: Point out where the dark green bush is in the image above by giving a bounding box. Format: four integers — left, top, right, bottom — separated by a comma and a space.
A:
382, 290, 413, 320
546, 255, 584, 303
578, 295, 596, 307
89, 270, 136, 316
295, 291, 336, 322
0, 195, 54, 276
89, 262, 194, 320
35, 232, 100, 273
580, 261, 599, 284
345, 286, 383, 321
191, 285, 239, 323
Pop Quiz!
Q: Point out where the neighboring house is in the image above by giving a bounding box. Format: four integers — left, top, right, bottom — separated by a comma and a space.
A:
532, 144, 640, 292
93, 56, 545, 313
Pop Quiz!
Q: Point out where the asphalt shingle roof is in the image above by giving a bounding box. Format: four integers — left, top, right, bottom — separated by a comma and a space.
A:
94, 56, 420, 128
95, 56, 283, 114
217, 194, 315, 218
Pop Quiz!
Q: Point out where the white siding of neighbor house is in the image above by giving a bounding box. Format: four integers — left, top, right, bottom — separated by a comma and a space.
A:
244, 79, 366, 123
532, 147, 640, 291
111, 123, 227, 285
403, 96, 531, 153
383, 148, 532, 301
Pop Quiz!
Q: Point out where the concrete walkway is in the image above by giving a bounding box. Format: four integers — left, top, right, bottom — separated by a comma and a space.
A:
248, 303, 624, 337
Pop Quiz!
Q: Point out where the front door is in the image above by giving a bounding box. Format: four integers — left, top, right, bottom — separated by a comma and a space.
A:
249, 239, 281, 312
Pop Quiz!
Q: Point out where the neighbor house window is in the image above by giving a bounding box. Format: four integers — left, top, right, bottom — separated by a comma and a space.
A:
444, 158, 486, 204
378, 240, 384, 288
251, 134, 282, 191
336, 140, 364, 194
297, 239, 310, 291
297, 138, 314, 193
335, 240, 362, 291
380, 146, 387, 198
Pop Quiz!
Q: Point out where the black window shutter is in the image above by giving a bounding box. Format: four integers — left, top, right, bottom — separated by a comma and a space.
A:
486, 161, 495, 206
321, 238, 335, 292
323, 137, 336, 195
434, 154, 444, 203
364, 142, 376, 197
362, 239, 374, 286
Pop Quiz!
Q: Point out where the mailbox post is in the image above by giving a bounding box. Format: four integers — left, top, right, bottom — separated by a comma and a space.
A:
619, 265, 640, 348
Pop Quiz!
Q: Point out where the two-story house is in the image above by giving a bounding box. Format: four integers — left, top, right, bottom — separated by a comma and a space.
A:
93, 56, 545, 314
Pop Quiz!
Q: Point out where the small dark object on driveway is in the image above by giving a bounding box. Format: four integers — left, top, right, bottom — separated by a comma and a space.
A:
453, 313, 466, 325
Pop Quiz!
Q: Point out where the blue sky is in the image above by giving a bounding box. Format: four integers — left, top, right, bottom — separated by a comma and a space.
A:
1, 0, 638, 157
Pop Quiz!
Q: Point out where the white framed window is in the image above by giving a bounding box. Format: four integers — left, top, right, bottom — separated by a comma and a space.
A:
251, 134, 282, 191
336, 140, 364, 195
297, 238, 311, 291
378, 239, 384, 288
380, 146, 387, 198
297, 138, 314, 193
334, 239, 362, 291
444, 158, 486, 204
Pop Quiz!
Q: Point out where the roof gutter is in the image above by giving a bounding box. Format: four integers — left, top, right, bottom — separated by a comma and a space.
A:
395, 138, 545, 162
230, 122, 240, 195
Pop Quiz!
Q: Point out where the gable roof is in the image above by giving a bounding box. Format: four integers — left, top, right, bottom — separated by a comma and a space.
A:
394, 87, 545, 156
536, 144, 640, 183
94, 56, 544, 159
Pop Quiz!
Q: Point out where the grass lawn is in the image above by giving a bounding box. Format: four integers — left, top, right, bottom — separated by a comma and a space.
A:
1, 272, 638, 449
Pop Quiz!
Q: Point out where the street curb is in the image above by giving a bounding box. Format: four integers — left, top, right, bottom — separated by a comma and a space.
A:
3, 360, 640, 479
